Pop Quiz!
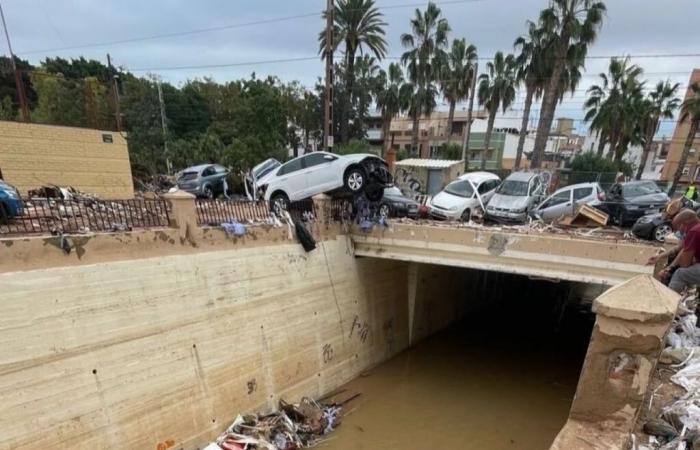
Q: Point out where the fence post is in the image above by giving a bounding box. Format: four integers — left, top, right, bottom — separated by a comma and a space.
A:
312, 193, 331, 225
162, 190, 198, 242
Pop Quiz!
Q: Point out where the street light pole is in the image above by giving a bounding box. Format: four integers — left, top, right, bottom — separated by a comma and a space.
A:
0, 1, 29, 121
323, 0, 334, 152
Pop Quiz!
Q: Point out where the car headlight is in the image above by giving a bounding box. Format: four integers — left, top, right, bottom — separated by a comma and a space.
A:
449, 205, 462, 211
512, 207, 527, 214
487, 205, 495, 211
636, 215, 653, 224
627, 205, 639, 210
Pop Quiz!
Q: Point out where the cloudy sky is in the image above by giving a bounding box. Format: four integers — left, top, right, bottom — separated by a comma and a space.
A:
2, 0, 699, 136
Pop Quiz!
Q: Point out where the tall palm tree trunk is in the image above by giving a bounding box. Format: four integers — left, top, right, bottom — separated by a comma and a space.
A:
596, 134, 607, 157
515, 86, 534, 170
411, 110, 420, 157
381, 113, 391, 156
447, 99, 456, 140
636, 122, 657, 180
614, 138, 628, 162
606, 129, 620, 160
481, 109, 496, 170
341, 52, 356, 145
669, 120, 700, 197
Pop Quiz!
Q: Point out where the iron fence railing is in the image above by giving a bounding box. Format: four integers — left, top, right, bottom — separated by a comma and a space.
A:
0, 198, 171, 236
195, 199, 317, 226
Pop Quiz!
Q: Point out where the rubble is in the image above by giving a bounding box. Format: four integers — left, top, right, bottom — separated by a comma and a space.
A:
204, 396, 351, 450
633, 291, 700, 449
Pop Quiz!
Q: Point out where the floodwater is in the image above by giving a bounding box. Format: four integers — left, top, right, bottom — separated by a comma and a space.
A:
323, 281, 594, 450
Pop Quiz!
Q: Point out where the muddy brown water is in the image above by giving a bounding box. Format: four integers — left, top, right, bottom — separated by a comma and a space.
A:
323, 283, 594, 450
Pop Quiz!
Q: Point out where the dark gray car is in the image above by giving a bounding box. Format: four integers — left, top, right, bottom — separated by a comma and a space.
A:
176, 164, 229, 198
379, 186, 420, 218
602, 181, 669, 226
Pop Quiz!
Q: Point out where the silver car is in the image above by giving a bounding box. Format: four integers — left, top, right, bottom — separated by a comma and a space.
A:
176, 164, 229, 198
485, 172, 547, 223
532, 182, 605, 222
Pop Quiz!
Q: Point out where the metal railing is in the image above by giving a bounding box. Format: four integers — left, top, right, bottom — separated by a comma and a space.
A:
0, 198, 171, 236
195, 199, 317, 226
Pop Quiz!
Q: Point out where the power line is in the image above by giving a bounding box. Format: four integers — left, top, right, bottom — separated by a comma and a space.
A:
16, 0, 485, 56
130, 56, 320, 72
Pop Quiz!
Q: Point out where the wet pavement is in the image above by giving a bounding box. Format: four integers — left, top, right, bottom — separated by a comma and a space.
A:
323, 282, 594, 450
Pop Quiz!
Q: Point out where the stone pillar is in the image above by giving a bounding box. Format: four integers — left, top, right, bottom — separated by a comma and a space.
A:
550, 275, 680, 450
385, 147, 397, 173
312, 193, 331, 225
162, 190, 198, 243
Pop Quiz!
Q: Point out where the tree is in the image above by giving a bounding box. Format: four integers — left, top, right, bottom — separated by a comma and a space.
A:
0, 96, 15, 120
635, 81, 680, 179
477, 51, 516, 170
530, 0, 606, 169
353, 54, 381, 137
375, 63, 411, 155
584, 57, 645, 162
440, 38, 477, 138
401, 1, 450, 156
319, 0, 387, 145
513, 21, 548, 170
670, 82, 700, 197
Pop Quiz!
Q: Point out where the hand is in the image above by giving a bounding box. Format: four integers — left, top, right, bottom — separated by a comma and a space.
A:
659, 268, 672, 281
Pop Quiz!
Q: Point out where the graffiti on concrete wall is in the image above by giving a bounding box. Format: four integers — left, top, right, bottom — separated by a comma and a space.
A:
394, 167, 423, 196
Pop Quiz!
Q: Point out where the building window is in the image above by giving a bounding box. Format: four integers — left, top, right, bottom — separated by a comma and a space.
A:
683, 165, 691, 176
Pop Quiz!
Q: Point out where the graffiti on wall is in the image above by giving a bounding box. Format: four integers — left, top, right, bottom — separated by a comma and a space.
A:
394, 167, 423, 197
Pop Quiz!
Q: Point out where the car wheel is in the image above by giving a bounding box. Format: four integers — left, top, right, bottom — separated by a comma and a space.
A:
653, 223, 673, 242
270, 193, 290, 215
203, 185, 214, 200
365, 189, 383, 202
460, 209, 471, 222
344, 168, 365, 194
379, 203, 391, 218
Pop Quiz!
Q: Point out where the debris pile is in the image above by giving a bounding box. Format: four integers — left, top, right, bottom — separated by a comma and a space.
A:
204, 397, 347, 450
133, 174, 176, 194
635, 292, 700, 449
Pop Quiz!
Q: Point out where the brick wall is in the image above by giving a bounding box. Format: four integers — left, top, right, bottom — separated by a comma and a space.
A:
0, 121, 134, 198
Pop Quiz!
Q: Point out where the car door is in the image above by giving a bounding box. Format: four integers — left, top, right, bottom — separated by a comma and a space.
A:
212, 165, 228, 193
573, 186, 595, 209
274, 157, 306, 200
201, 166, 216, 189
528, 176, 545, 208
475, 179, 498, 207
300, 153, 338, 196
606, 184, 622, 218
537, 188, 573, 221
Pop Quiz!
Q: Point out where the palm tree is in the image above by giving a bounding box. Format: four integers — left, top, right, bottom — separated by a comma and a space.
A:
670, 82, 700, 197
440, 38, 478, 139
401, 1, 450, 156
353, 54, 381, 137
477, 51, 517, 170
319, 0, 387, 145
513, 21, 549, 170
584, 57, 644, 161
375, 63, 411, 155
530, 0, 606, 169
635, 81, 681, 179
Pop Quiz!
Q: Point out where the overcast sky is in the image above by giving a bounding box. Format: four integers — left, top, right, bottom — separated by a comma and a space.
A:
2, 0, 699, 136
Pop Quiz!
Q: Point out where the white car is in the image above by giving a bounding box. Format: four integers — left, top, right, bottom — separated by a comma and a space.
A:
261, 152, 392, 211
532, 182, 605, 222
428, 172, 501, 221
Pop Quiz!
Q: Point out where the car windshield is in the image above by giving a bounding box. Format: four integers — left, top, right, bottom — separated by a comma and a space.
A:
253, 159, 281, 179
384, 186, 403, 196
622, 182, 662, 198
444, 180, 474, 198
496, 180, 529, 196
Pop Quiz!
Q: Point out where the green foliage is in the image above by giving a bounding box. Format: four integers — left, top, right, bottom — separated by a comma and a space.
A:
0, 96, 15, 120
435, 142, 462, 160
334, 139, 374, 155
568, 151, 634, 177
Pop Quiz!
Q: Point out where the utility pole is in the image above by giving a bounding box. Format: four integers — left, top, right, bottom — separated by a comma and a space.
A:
461, 62, 478, 168
0, 2, 29, 122
106, 54, 122, 132
156, 81, 172, 174
323, 0, 334, 152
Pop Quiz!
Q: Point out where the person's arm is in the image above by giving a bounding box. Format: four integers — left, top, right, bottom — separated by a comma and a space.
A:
647, 243, 683, 265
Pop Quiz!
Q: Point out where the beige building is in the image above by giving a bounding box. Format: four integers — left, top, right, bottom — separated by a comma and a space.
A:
0, 121, 134, 198
661, 68, 700, 183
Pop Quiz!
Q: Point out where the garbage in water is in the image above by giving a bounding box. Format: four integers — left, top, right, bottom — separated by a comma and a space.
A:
204, 395, 355, 450
221, 221, 247, 237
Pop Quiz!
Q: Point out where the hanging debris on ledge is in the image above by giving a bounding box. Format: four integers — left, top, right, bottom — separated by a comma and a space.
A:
204, 395, 354, 450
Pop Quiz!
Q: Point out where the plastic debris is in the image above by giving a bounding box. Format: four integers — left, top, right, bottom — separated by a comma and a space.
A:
221, 221, 247, 237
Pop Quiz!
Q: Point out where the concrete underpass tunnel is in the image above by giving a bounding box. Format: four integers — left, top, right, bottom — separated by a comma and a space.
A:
398, 263, 608, 448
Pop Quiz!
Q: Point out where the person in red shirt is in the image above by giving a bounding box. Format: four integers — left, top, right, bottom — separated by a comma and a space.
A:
665, 209, 700, 292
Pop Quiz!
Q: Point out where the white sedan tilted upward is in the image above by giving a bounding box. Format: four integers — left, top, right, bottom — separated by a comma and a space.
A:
260, 152, 392, 211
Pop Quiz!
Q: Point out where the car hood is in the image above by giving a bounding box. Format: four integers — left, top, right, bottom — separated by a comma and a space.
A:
385, 194, 419, 207
340, 153, 382, 164
628, 193, 669, 205
488, 194, 530, 210
431, 191, 474, 209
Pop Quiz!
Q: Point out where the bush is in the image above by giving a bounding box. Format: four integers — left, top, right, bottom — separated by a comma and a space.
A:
334, 139, 375, 156
568, 152, 634, 177
434, 142, 462, 160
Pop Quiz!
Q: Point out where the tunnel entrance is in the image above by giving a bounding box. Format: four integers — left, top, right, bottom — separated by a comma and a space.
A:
326, 267, 602, 450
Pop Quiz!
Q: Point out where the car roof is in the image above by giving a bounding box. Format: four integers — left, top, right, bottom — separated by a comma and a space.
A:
183, 163, 215, 172
558, 182, 600, 190
457, 171, 500, 183
506, 171, 538, 182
